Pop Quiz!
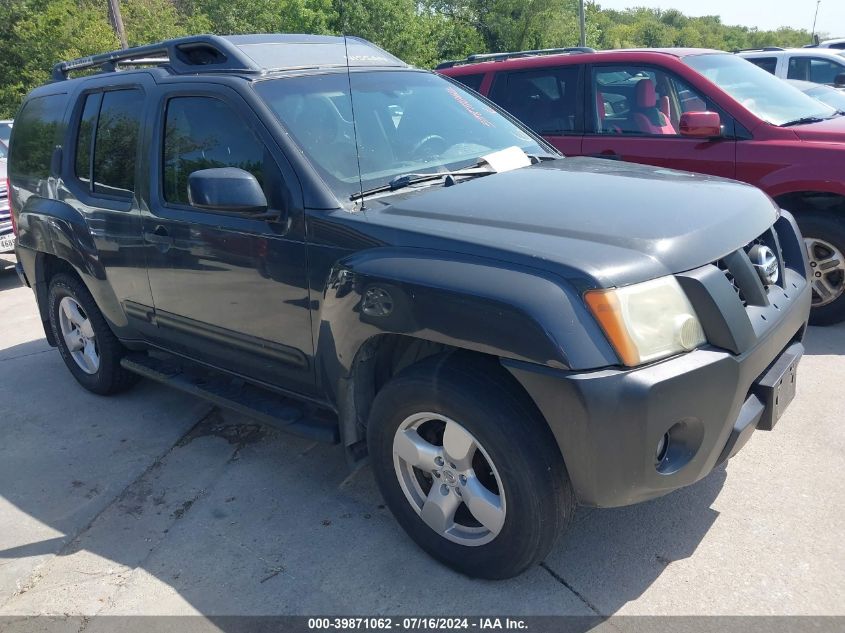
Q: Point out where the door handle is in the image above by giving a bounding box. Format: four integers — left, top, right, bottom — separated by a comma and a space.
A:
145, 225, 173, 248
587, 151, 622, 161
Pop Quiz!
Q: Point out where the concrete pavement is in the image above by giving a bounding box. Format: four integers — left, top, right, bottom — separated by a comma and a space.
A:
0, 262, 843, 618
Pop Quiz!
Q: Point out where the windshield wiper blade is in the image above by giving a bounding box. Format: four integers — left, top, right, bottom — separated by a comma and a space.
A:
350, 165, 493, 201
527, 153, 560, 162
780, 116, 826, 127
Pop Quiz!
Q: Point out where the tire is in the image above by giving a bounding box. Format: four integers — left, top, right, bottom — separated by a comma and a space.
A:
367, 353, 575, 579
797, 212, 845, 326
48, 273, 138, 395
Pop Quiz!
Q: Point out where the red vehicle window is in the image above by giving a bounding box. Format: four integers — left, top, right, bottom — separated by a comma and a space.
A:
591, 65, 709, 137
488, 66, 580, 135
451, 73, 485, 92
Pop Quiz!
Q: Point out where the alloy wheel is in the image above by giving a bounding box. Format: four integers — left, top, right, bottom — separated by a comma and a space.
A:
805, 237, 845, 307
392, 412, 506, 546
58, 296, 100, 374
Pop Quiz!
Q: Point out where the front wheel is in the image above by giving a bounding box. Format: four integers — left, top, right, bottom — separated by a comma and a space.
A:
367, 355, 575, 579
798, 212, 845, 325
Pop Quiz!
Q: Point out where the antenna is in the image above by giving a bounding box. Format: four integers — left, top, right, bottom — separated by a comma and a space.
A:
339, 0, 367, 210
811, 1, 821, 44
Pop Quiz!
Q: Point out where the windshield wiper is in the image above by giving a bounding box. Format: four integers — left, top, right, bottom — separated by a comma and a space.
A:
780, 116, 826, 127
350, 165, 494, 201
527, 153, 560, 162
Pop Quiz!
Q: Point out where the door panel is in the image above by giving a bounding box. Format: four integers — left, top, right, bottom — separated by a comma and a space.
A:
142, 89, 314, 393
58, 82, 153, 340
583, 64, 736, 179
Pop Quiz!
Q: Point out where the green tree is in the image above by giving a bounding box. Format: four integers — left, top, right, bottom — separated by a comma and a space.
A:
0, 0, 821, 119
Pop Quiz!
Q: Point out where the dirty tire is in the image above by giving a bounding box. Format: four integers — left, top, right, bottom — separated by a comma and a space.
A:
367, 353, 575, 579
798, 212, 845, 326
48, 272, 138, 395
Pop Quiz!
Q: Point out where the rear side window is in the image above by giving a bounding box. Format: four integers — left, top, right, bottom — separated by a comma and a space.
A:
489, 67, 580, 135
92, 90, 143, 197
8, 93, 67, 183
452, 73, 484, 92
74, 93, 102, 187
162, 96, 281, 208
747, 57, 778, 74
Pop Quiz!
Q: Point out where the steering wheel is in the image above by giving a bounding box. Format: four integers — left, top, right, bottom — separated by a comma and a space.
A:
411, 134, 448, 159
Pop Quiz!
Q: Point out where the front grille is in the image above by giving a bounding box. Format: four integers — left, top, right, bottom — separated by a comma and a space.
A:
717, 258, 747, 306
715, 226, 786, 309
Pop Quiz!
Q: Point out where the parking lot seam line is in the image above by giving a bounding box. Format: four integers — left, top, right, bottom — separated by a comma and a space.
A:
539, 562, 608, 619
0, 348, 53, 363
0, 404, 215, 611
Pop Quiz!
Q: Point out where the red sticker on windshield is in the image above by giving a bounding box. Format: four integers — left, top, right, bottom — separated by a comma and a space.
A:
447, 87, 494, 128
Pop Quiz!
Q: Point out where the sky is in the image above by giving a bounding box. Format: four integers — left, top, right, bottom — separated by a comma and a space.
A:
596, 0, 845, 37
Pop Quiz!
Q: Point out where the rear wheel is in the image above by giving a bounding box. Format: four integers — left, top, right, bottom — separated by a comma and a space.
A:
367, 355, 575, 579
798, 212, 845, 325
48, 273, 138, 395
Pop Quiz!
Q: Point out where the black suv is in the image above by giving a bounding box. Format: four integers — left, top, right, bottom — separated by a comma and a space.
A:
9, 34, 810, 579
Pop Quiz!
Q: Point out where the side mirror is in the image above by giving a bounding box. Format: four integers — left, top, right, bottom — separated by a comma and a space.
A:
834, 73, 845, 88
679, 111, 722, 139
187, 168, 271, 216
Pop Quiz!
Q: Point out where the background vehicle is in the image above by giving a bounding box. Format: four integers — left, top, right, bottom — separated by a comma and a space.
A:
0, 141, 11, 254
787, 79, 845, 110
738, 47, 845, 88
0, 121, 12, 144
440, 48, 845, 324
812, 38, 845, 50
9, 35, 810, 579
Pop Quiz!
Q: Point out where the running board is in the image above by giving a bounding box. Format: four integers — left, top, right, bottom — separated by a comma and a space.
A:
120, 354, 339, 444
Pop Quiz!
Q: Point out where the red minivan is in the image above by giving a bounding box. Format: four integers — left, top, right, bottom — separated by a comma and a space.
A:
439, 48, 845, 325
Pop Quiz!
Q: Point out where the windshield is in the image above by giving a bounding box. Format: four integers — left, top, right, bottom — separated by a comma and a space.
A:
254, 70, 548, 201
683, 53, 837, 125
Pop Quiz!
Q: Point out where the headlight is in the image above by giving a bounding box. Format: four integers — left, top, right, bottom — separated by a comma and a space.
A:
585, 276, 706, 367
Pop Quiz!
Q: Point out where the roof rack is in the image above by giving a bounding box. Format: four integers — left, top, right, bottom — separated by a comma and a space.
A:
435, 46, 595, 70
52, 35, 261, 81
51, 33, 407, 81
732, 46, 784, 53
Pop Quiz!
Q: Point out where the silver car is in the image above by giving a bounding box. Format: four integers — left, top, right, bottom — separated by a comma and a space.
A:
787, 79, 845, 111
0, 121, 11, 145
0, 141, 12, 254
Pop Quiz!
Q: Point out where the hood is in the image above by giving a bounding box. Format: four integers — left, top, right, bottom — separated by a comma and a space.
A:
363, 157, 778, 288
792, 115, 845, 142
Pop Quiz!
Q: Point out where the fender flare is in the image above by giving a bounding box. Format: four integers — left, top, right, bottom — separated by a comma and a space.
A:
315, 248, 619, 403
17, 196, 129, 333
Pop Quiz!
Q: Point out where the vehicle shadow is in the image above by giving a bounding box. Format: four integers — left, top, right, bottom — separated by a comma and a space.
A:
543, 465, 725, 614
0, 334, 732, 621
0, 263, 22, 292
803, 323, 845, 356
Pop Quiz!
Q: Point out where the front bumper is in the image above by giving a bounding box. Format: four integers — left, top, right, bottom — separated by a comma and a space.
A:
505, 214, 811, 508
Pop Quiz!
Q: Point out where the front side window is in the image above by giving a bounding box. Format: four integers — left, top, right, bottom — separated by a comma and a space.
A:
592, 66, 707, 136
683, 53, 836, 126
489, 67, 580, 135
254, 70, 548, 201
92, 89, 143, 197
787, 56, 845, 85
163, 96, 280, 208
